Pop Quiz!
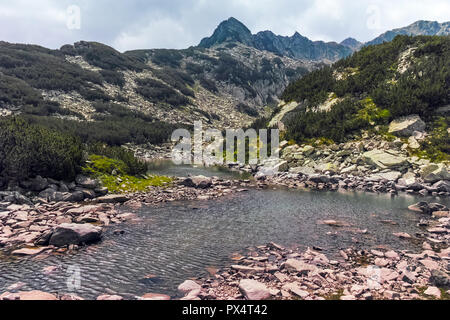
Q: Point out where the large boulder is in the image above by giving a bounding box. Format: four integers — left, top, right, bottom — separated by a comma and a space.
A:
181, 176, 213, 189
75, 175, 99, 189
388, 115, 426, 137
239, 279, 271, 300
30, 176, 49, 192
420, 163, 450, 183
363, 150, 408, 169
48, 223, 102, 247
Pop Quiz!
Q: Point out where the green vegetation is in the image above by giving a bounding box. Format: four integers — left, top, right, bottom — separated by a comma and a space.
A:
82, 153, 172, 194
0, 42, 112, 106
280, 35, 450, 145
0, 117, 82, 183
135, 77, 191, 107
411, 117, 450, 162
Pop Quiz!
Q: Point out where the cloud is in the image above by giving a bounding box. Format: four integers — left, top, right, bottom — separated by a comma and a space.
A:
0, 0, 448, 51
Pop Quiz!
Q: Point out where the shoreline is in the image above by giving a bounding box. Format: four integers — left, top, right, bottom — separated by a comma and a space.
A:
0, 172, 449, 300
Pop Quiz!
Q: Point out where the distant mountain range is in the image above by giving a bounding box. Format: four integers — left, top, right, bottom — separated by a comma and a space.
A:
200, 18, 450, 61
199, 17, 353, 62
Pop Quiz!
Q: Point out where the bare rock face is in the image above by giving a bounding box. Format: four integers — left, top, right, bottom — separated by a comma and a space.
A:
239, 279, 271, 300
388, 115, 426, 137
48, 223, 102, 247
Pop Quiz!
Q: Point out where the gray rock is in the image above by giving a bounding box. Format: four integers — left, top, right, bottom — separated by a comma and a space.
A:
239, 279, 271, 300
388, 115, 426, 137
96, 194, 129, 203
420, 164, 450, 183
181, 176, 213, 189
75, 175, 99, 189
49, 223, 102, 247
30, 176, 49, 192
363, 150, 408, 169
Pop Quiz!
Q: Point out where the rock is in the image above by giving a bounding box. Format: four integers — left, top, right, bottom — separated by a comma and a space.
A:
12, 247, 47, 256
289, 166, 316, 175
231, 265, 265, 274
282, 283, 309, 298
393, 232, 411, 239
283, 259, 316, 274
388, 115, 426, 137
420, 164, 450, 183
308, 175, 330, 184
63, 191, 85, 202
432, 180, 450, 193
49, 223, 102, 247
16, 291, 57, 300
419, 259, 440, 271
363, 150, 408, 169
302, 146, 315, 156
60, 294, 84, 300
75, 175, 99, 189
239, 279, 271, 300
424, 286, 441, 299
408, 136, 421, 149
30, 176, 49, 192
181, 176, 213, 189
408, 202, 431, 214
369, 171, 402, 181
141, 293, 171, 300
97, 295, 123, 300
94, 187, 109, 196
96, 194, 129, 203
430, 270, 450, 288
178, 280, 201, 295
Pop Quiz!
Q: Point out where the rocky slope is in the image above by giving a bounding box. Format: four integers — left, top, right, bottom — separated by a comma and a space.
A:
0, 39, 318, 131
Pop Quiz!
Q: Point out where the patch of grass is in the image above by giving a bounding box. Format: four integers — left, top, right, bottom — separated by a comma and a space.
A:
99, 174, 172, 194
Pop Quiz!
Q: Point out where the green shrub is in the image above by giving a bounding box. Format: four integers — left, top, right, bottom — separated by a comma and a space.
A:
0, 117, 83, 182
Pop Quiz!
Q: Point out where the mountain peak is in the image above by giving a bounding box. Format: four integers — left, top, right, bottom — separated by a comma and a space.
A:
199, 17, 253, 48
340, 37, 363, 51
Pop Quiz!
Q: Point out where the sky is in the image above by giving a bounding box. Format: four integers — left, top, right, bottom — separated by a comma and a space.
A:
0, 0, 448, 52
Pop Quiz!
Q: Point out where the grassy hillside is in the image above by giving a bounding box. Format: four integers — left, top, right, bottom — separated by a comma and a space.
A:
280, 35, 449, 158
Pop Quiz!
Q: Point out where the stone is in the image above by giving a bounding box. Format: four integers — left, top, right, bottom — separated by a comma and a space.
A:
30, 176, 49, 192
284, 259, 316, 274
424, 286, 441, 299
420, 164, 450, 183
239, 279, 271, 300
282, 283, 309, 298
16, 291, 57, 300
430, 270, 450, 288
388, 115, 426, 137
289, 166, 316, 175
75, 175, 99, 189
97, 295, 123, 300
363, 150, 408, 169
178, 280, 201, 294
393, 232, 411, 239
12, 247, 47, 256
408, 136, 421, 149
141, 293, 171, 300
181, 176, 213, 189
49, 223, 102, 247
96, 194, 129, 203
369, 171, 402, 181
419, 259, 439, 271
231, 265, 265, 274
